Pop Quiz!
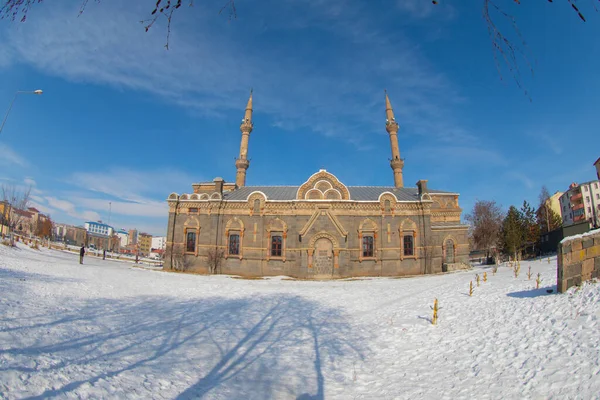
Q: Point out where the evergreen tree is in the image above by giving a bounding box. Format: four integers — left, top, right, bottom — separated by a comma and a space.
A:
502, 205, 526, 260
521, 200, 540, 249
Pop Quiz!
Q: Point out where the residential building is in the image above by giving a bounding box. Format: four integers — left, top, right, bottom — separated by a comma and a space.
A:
151, 236, 166, 250
84, 221, 114, 237
0, 200, 10, 236
138, 232, 152, 256
545, 191, 563, 217
164, 92, 469, 278
559, 180, 600, 229
54, 223, 87, 246
128, 229, 138, 245
115, 229, 129, 248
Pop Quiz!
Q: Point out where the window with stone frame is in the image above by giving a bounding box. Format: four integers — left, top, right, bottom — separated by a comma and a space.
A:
362, 235, 374, 257
186, 231, 196, 253
271, 235, 283, 257
189, 208, 198, 213
229, 233, 240, 255
403, 235, 414, 256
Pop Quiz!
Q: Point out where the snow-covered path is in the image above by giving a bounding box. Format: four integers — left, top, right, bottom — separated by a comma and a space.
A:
1, 244, 599, 399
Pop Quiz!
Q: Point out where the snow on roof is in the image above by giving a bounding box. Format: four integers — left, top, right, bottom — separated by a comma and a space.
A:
560, 228, 600, 244
85, 221, 113, 229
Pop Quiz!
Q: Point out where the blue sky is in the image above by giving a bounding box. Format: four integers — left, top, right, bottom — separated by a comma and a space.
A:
0, 0, 598, 236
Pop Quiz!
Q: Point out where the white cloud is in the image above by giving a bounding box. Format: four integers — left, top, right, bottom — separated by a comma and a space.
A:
396, 0, 456, 20
71, 196, 167, 218
0, 0, 470, 149
67, 167, 196, 203
0, 144, 29, 167
45, 196, 101, 221
505, 171, 534, 189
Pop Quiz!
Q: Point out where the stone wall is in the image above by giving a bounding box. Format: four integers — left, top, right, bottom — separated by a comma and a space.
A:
163, 206, 470, 279
557, 230, 600, 293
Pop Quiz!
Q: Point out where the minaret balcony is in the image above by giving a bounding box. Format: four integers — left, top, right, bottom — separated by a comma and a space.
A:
390, 158, 404, 169
240, 121, 254, 133
385, 121, 399, 133
236, 158, 250, 169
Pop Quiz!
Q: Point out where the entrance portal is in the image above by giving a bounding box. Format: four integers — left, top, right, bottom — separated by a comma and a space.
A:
313, 237, 333, 278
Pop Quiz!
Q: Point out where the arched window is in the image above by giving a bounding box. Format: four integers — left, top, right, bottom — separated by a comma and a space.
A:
271, 235, 282, 257
384, 199, 391, 213
186, 231, 196, 253
362, 235, 374, 257
445, 239, 455, 264
229, 234, 240, 255
403, 235, 414, 256
253, 199, 260, 214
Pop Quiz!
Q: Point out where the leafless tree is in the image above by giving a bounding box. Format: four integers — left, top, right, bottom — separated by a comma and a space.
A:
206, 247, 225, 274
169, 243, 192, 271
1, 183, 32, 244
465, 200, 505, 261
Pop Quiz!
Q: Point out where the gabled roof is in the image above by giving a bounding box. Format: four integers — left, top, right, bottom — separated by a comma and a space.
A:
223, 186, 455, 202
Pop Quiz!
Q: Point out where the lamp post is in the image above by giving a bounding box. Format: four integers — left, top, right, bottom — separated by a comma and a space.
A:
0, 89, 43, 137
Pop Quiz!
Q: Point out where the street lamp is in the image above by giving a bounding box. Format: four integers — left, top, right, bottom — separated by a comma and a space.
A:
0, 89, 43, 137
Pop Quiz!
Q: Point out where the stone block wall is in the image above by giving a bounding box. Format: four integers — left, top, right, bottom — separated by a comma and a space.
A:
557, 230, 600, 293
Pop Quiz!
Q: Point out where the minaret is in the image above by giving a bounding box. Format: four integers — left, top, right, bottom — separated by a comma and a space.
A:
385, 91, 404, 188
235, 90, 253, 188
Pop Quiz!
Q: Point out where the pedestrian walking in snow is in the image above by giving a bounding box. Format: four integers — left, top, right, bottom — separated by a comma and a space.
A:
80, 245, 85, 264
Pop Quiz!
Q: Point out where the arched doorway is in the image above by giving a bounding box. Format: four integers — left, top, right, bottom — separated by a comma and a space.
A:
444, 239, 455, 264
313, 237, 334, 278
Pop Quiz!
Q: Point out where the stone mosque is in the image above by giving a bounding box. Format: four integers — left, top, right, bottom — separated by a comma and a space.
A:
164, 92, 469, 278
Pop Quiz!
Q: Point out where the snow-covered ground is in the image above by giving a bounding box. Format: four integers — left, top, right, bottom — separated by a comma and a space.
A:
0, 244, 599, 399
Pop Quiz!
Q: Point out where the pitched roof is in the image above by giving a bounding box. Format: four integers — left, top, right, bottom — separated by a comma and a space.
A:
223, 186, 455, 202
12, 208, 33, 217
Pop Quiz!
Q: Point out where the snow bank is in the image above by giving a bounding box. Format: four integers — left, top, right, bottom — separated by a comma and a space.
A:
0, 244, 599, 399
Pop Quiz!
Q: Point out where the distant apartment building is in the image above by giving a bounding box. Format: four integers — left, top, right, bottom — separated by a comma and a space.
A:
559, 180, 600, 229
0, 200, 10, 236
151, 236, 166, 250
128, 229, 138, 246
545, 191, 563, 217
138, 233, 152, 256
55, 223, 87, 245
84, 221, 114, 237
115, 229, 129, 248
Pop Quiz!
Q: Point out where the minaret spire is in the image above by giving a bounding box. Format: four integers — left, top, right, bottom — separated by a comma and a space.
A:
385, 91, 404, 188
235, 90, 253, 188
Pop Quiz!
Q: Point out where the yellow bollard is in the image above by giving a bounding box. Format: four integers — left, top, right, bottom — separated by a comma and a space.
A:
469, 281, 473, 296
536, 273, 542, 289
476, 274, 480, 287
431, 298, 438, 325
548, 257, 550, 264
483, 272, 487, 282
527, 266, 532, 280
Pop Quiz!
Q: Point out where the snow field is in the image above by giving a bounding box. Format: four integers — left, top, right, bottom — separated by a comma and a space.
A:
0, 244, 599, 399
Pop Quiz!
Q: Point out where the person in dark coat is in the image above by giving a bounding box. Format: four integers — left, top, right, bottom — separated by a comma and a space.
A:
80, 245, 85, 264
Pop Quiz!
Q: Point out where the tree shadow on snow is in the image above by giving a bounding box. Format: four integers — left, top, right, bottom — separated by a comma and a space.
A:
506, 286, 557, 298
0, 293, 367, 399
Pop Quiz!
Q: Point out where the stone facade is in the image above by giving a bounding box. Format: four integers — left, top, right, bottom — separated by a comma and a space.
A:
557, 230, 600, 293
163, 92, 470, 278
